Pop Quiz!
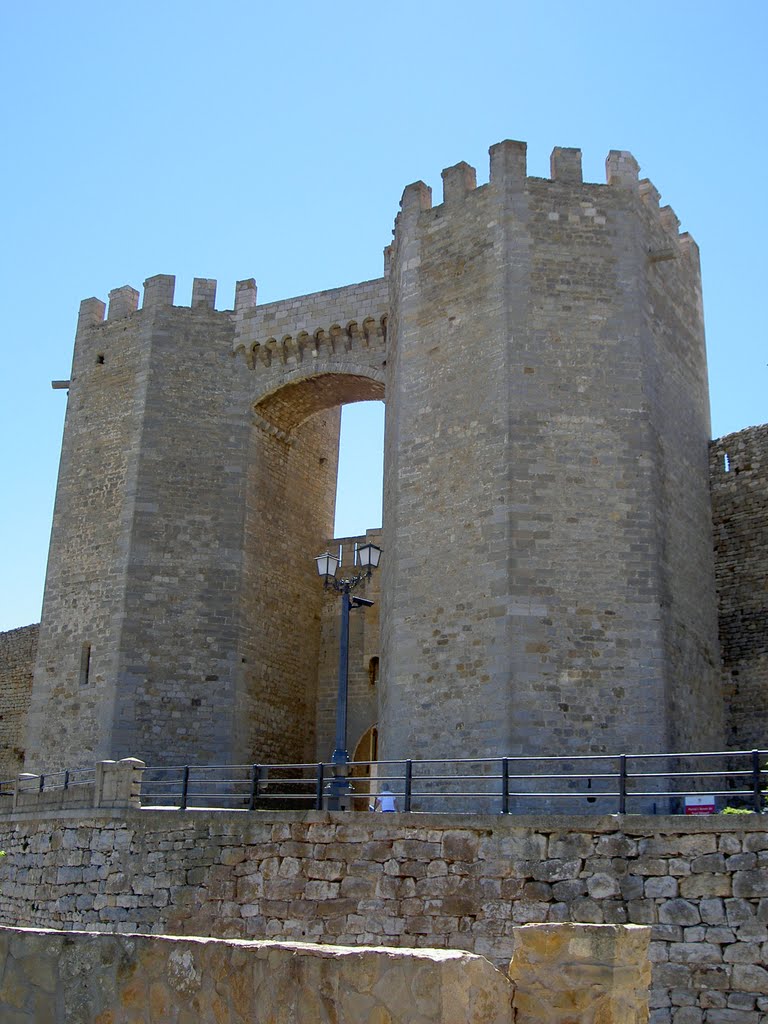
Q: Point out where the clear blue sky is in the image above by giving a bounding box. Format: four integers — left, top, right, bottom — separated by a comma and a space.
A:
1, 1, 765, 631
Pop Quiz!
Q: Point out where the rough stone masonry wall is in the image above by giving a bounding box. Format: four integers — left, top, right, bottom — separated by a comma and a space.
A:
710, 425, 768, 750
0, 810, 766, 1022
0, 624, 38, 779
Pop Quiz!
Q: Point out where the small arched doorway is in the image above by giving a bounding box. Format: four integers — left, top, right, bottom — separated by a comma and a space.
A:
350, 724, 378, 811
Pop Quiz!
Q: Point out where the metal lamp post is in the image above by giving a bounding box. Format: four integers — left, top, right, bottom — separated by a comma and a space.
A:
315, 541, 382, 809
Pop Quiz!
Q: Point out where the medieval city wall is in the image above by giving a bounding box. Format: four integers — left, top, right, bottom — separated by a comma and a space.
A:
21, 269, 389, 773
0, 808, 766, 1021
710, 425, 768, 750
0, 624, 37, 779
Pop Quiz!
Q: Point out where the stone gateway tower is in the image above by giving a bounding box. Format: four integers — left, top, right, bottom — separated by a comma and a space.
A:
24, 140, 723, 773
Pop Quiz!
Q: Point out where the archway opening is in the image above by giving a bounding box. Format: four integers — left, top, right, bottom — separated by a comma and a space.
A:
236, 372, 384, 768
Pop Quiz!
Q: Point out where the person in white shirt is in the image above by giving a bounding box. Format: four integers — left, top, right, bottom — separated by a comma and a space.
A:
374, 784, 397, 812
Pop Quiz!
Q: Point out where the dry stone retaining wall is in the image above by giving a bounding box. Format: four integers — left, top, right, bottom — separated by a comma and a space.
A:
0, 810, 766, 1022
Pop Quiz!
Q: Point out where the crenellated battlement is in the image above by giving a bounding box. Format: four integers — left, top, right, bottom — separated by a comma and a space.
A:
75, 271, 390, 389
398, 140, 645, 215
392, 140, 693, 258
76, 139, 694, 356
77, 275, 236, 328
551, 146, 583, 184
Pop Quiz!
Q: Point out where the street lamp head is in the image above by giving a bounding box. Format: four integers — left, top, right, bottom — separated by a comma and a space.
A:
357, 542, 382, 571
315, 551, 340, 581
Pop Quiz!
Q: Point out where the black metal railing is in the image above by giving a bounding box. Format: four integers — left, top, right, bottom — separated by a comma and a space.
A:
135, 749, 767, 815
10, 767, 96, 795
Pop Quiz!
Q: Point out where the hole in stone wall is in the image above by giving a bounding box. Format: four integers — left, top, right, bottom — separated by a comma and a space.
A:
368, 656, 379, 687
79, 642, 92, 686
723, 453, 730, 472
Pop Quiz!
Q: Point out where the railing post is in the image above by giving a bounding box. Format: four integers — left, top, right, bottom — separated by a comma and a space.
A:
180, 765, 190, 810
501, 758, 509, 814
315, 763, 324, 810
618, 754, 627, 815
751, 750, 763, 814
404, 760, 412, 812
248, 764, 261, 811
63, 770, 69, 790
39, 773, 45, 793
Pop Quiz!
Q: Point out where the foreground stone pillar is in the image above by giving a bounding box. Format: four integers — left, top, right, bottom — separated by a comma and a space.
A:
509, 923, 651, 1024
0, 927, 514, 1024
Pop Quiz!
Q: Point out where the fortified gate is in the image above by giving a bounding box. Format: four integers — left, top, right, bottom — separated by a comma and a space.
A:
24, 139, 727, 773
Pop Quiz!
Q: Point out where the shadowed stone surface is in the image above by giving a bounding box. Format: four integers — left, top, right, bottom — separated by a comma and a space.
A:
510, 923, 651, 1024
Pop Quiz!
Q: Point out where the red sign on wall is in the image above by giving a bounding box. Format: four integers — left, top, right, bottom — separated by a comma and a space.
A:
684, 795, 715, 815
